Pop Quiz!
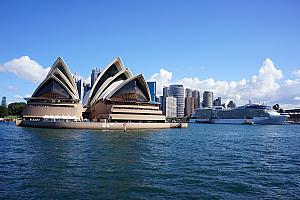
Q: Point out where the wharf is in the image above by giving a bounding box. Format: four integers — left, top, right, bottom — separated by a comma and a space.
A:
16, 120, 188, 130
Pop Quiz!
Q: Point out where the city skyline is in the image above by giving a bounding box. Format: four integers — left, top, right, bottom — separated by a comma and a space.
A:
1, 0, 300, 107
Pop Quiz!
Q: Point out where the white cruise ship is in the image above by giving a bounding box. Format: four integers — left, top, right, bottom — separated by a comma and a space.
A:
190, 103, 289, 125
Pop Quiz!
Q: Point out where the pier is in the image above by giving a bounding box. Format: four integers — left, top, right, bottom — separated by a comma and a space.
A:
16, 119, 188, 130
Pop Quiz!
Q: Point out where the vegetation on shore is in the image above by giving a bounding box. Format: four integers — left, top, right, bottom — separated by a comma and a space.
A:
0, 102, 26, 118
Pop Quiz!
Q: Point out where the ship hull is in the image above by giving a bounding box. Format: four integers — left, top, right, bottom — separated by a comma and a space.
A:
191, 115, 288, 125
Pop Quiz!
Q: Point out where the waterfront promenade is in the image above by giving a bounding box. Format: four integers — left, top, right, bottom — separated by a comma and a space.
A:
16, 120, 187, 130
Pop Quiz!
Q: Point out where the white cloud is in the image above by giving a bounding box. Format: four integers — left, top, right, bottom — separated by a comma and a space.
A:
13, 94, 23, 99
149, 69, 172, 95
292, 69, 300, 78
85, 76, 91, 85
294, 96, 300, 101
0, 56, 50, 83
7, 85, 18, 91
150, 58, 300, 106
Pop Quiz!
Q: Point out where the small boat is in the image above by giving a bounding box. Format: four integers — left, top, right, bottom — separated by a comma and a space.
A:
242, 119, 254, 125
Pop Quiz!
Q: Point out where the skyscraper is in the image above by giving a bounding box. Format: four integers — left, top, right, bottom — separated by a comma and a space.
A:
213, 97, 222, 106
1, 96, 7, 108
163, 86, 169, 97
185, 96, 194, 117
185, 88, 194, 116
147, 81, 156, 102
169, 84, 184, 117
185, 88, 193, 98
76, 79, 83, 100
83, 81, 91, 99
165, 96, 177, 118
227, 100, 236, 108
73, 73, 83, 100
203, 91, 213, 108
91, 68, 101, 87
192, 90, 201, 109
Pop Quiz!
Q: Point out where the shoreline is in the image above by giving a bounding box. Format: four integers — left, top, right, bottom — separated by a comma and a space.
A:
16, 119, 188, 130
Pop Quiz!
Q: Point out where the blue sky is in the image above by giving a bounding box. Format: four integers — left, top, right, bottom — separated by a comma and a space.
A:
1, 0, 300, 106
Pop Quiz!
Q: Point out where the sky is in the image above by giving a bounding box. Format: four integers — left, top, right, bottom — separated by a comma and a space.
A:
1, 0, 300, 107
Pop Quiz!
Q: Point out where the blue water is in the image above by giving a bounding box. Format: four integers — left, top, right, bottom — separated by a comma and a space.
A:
0, 123, 300, 199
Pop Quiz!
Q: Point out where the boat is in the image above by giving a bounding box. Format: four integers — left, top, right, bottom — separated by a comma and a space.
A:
190, 103, 289, 125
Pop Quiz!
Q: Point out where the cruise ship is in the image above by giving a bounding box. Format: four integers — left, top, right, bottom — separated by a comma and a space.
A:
190, 103, 289, 125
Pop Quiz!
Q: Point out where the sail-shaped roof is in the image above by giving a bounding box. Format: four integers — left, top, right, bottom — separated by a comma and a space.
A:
104, 74, 151, 102
89, 57, 126, 102
89, 68, 133, 106
31, 57, 79, 100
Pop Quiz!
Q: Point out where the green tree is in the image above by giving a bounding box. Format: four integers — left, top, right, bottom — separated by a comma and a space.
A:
7, 102, 26, 117
0, 106, 8, 117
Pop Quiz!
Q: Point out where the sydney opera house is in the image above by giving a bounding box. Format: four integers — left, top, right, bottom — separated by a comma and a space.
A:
22, 57, 166, 123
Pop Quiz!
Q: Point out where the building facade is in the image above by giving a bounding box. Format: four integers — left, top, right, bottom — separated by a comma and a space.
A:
227, 100, 236, 108
1, 96, 7, 108
91, 68, 101, 87
86, 57, 165, 122
185, 97, 194, 117
169, 84, 184, 117
147, 81, 157, 102
185, 88, 193, 98
22, 57, 83, 121
203, 91, 213, 108
22, 57, 166, 123
213, 97, 222, 106
192, 90, 201, 109
165, 96, 177, 118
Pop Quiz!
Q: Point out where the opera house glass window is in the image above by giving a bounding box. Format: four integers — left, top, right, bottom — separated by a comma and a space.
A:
35, 79, 71, 99
111, 80, 148, 102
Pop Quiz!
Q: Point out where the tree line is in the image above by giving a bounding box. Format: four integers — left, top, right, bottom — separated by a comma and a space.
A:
0, 102, 26, 118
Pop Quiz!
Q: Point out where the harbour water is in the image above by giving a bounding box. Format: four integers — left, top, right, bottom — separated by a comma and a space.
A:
1, 123, 299, 199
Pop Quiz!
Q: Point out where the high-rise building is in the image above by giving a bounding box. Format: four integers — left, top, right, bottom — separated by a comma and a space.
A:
192, 90, 201, 109
76, 79, 83, 100
163, 86, 169, 97
73, 73, 83, 101
185, 97, 194, 117
169, 84, 184, 117
147, 81, 156, 102
227, 100, 236, 108
91, 68, 101, 87
185, 88, 193, 98
165, 96, 177, 118
1, 96, 7, 108
159, 95, 165, 112
213, 97, 222, 106
203, 91, 213, 108
83, 81, 91, 99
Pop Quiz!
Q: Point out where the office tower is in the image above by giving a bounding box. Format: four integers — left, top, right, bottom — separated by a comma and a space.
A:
159, 95, 165, 112
163, 86, 169, 97
83, 81, 91, 98
155, 96, 160, 103
165, 96, 177, 118
185, 97, 194, 117
203, 91, 213, 108
169, 84, 184, 117
91, 68, 101, 87
76, 79, 83, 100
213, 97, 222, 106
227, 100, 236, 108
185, 88, 193, 98
1, 96, 7, 107
73, 73, 83, 100
147, 81, 156, 102
192, 90, 201, 109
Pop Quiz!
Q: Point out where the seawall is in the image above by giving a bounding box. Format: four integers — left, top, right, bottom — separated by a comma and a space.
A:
16, 120, 188, 130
